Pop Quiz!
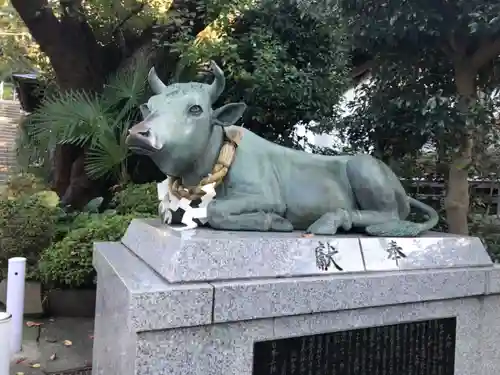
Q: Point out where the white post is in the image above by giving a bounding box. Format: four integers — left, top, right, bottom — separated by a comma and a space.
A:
0, 312, 12, 375
6, 257, 26, 354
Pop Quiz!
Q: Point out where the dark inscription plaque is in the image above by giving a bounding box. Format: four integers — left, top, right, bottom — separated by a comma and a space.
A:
252, 317, 456, 375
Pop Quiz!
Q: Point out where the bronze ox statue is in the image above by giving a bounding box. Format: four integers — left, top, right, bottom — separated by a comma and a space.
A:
125, 61, 438, 236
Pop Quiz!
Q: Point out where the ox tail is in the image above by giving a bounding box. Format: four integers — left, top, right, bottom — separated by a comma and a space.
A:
365, 197, 440, 237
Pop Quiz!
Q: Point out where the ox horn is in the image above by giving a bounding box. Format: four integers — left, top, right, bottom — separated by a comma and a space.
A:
148, 67, 167, 94
207, 60, 226, 104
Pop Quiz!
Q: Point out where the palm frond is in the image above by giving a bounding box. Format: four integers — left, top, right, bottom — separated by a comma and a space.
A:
25, 63, 148, 183
29, 90, 109, 147
84, 124, 130, 181
102, 58, 150, 113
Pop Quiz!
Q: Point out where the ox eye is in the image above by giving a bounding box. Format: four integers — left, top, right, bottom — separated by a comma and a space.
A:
188, 105, 203, 115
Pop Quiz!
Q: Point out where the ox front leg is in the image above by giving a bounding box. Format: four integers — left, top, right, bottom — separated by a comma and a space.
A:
306, 209, 352, 235
207, 197, 293, 232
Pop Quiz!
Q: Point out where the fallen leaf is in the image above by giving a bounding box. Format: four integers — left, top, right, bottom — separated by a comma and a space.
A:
26, 321, 43, 327
15, 372, 24, 375
31, 363, 41, 368
15, 357, 26, 364
301, 232, 314, 238
63, 340, 72, 346
88, 335, 94, 339
49, 318, 55, 322
49, 353, 57, 361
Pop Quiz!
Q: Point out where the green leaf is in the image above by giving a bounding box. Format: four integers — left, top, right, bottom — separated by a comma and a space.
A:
84, 127, 130, 180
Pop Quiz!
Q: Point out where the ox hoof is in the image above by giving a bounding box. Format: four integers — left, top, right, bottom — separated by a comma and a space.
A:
306, 226, 339, 236
269, 214, 294, 232
306, 220, 339, 236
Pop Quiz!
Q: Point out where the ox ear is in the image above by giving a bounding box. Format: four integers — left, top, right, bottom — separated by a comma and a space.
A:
212, 103, 247, 127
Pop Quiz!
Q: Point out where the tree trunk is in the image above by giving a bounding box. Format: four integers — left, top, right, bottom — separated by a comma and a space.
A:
444, 64, 476, 235
11, 0, 105, 91
11, 0, 107, 203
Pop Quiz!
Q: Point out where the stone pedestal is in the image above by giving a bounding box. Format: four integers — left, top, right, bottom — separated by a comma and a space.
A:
92, 218, 500, 375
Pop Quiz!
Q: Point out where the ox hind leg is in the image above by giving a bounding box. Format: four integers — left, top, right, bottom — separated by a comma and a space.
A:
207, 195, 294, 232
306, 156, 403, 235
346, 155, 409, 233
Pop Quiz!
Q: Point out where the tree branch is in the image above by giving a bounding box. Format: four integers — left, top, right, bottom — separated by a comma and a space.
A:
153, 0, 218, 80
112, 2, 145, 35
351, 60, 374, 79
443, 31, 468, 64
472, 36, 500, 70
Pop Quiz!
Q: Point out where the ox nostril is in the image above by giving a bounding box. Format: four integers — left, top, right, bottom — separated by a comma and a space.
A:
138, 129, 151, 137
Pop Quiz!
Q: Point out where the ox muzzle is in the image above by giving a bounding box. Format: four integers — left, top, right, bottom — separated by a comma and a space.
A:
126, 121, 161, 155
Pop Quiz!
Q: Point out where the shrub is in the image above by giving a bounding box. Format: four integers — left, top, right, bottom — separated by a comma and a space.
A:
112, 183, 157, 216
38, 214, 138, 288
0, 195, 59, 279
0, 173, 47, 200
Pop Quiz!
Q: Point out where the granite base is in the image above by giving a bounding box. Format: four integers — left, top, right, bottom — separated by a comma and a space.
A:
92, 219, 500, 375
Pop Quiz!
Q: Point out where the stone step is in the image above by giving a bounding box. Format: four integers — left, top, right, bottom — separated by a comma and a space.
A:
0, 99, 21, 181
0, 166, 15, 172
0, 157, 17, 162
0, 121, 20, 125
0, 109, 20, 113
0, 113, 21, 119
0, 136, 16, 144
0, 124, 20, 129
